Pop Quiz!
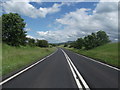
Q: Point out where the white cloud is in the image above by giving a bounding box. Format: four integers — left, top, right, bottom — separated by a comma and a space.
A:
114, 38, 118, 41
3, 1, 38, 18
37, 2, 118, 43
3, 0, 118, 43
25, 28, 31, 31
94, 2, 118, 13
2, 0, 42, 3
3, 0, 63, 18
38, 3, 62, 18
26, 35, 35, 39
37, 30, 80, 43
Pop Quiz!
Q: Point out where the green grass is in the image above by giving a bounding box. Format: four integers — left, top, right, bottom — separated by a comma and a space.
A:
64, 43, 119, 68
2, 44, 56, 76
0, 43, 2, 77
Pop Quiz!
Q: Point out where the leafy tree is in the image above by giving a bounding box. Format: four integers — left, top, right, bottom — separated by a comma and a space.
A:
75, 38, 84, 49
0, 16, 2, 43
27, 38, 35, 46
91, 33, 98, 47
49, 43, 57, 47
2, 13, 26, 46
84, 33, 97, 49
36, 39, 49, 47
84, 35, 93, 50
83, 31, 110, 50
96, 30, 110, 46
69, 41, 76, 48
64, 43, 68, 47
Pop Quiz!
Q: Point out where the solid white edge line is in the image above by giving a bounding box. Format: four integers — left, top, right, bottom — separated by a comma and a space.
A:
0, 49, 58, 85
75, 53, 120, 71
62, 50, 83, 89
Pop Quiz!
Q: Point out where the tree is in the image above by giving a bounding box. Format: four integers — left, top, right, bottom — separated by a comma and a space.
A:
2, 13, 26, 46
84, 33, 98, 49
27, 38, 35, 46
69, 41, 76, 48
91, 33, 98, 47
0, 16, 2, 43
83, 31, 110, 50
83, 35, 93, 50
96, 30, 110, 46
50, 44, 57, 47
49, 43, 57, 47
64, 43, 68, 47
75, 38, 84, 49
36, 39, 49, 47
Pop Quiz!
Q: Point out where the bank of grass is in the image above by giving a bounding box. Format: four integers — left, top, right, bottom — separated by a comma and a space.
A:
64, 43, 119, 68
2, 43, 56, 76
0, 43, 2, 77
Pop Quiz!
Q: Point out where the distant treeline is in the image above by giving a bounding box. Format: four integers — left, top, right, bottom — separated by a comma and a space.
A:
2, 13, 56, 47
64, 30, 110, 50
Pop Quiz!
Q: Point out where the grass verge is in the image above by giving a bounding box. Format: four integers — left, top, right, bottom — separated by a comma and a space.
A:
64, 43, 119, 68
2, 44, 56, 76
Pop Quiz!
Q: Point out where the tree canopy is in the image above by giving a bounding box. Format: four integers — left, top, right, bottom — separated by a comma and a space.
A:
36, 39, 49, 47
69, 30, 110, 50
2, 13, 26, 46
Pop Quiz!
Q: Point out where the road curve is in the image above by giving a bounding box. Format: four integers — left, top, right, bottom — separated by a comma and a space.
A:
2, 48, 119, 89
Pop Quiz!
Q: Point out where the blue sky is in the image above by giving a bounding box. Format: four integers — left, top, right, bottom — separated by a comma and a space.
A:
23, 2, 98, 39
2, 0, 118, 43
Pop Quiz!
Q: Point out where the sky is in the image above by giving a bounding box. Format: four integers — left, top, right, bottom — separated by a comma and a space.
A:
2, 0, 119, 43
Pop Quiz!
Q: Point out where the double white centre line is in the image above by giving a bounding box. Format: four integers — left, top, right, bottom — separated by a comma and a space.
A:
61, 49, 90, 90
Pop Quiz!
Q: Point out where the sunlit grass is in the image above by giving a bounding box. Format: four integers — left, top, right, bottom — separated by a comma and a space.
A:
2, 44, 56, 76
65, 43, 119, 68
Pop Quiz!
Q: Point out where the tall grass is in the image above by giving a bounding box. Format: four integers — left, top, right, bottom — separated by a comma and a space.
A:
65, 43, 119, 68
0, 43, 2, 77
2, 44, 56, 76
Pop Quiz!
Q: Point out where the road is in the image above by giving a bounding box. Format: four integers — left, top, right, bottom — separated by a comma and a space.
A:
2, 48, 119, 89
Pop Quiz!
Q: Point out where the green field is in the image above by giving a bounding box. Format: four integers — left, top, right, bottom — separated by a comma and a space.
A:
2, 44, 56, 76
64, 43, 119, 68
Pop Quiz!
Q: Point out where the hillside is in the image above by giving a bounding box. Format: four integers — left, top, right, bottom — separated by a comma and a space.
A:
65, 43, 119, 68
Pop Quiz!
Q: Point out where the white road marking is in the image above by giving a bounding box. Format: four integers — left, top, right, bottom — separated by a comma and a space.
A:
0, 49, 58, 85
61, 49, 90, 90
63, 51, 83, 89
75, 53, 120, 71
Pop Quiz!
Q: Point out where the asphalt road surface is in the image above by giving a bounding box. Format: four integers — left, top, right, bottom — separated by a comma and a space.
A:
2, 48, 119, 89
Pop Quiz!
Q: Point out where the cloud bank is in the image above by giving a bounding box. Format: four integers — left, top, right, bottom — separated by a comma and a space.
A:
3, 0, 63, 18
2, 0, 118, 43
37, 2, 118, 43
